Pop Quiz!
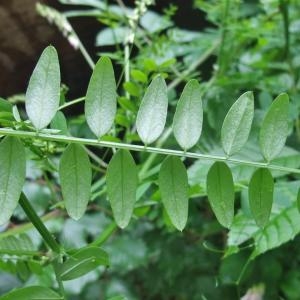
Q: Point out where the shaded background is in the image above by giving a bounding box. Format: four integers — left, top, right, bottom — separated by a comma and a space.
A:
0, 0, 208, 98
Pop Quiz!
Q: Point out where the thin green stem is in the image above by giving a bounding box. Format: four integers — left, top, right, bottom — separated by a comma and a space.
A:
167, 39, 220, 91
90, 222, 117, 247
1, 128, 300, 175
19, 193, 62, 254
280, 0, 290, 59
217, 0, 230, 76
58, 97, 85, 110
68, 23, 95, 69
53, 259, 66, 299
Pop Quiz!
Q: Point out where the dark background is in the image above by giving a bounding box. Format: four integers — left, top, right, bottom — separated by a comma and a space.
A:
0, 0, 208, 98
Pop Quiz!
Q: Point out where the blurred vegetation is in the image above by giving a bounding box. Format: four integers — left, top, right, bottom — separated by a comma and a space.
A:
1, 0, 300, 299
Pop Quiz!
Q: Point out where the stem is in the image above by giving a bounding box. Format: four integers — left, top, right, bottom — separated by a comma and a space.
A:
59, 97, 85, 110
1, 128, 300, 175
280, 0, 290, 59
53, 259, 66, 299
19, 193, 62, 254
90, 222, 117, 247
217, 0, 230, 76
68, 22, 95, 69
167, 39, 220, 91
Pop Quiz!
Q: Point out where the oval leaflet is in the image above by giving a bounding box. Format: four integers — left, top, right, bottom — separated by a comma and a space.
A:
59, 143, 92, 220
25, 45, 61, 130
159, 156, 189, 231
206, 162, 235, 228
173, 79, 203, 150
248, 168, 274, 228
0, 137, 26, 225
106, 149, 138, 228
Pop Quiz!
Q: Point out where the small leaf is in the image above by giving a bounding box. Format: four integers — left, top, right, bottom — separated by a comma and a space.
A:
136, 76, 168, 144
85, 56, 117, 138
50, 111, 69, 135
172, 79, 203, 150
207, 162, 234, 228
25, 46, 61, 130
221, 91, 254, 156
0, 98, 12, 112
59, 144, 92, 220
259, 93, 289, 161
0, 137, 26, 225
59, 246, 109, 281
131, 69, 147, 83
0, 286, 62, 300
249, 168, 274, 228
158, 156, 189, 231
106, 150, 138, 228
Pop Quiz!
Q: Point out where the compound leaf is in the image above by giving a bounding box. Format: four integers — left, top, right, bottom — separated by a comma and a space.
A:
159, 156, 189, 231
136, 76, 168, 144
207, 162, 234, 228
221, 91, 254, 156
85, 56, 117, 138
259, 93, 289, 161
0, 137, 26, 225
59, 144, 92, 220
173, 79, 203, 150
106, 149, 138, 228
25, 46, 60, 130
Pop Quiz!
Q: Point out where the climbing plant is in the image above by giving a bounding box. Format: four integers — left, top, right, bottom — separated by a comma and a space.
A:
1, 0, 300, 299
0, 43, 299, 298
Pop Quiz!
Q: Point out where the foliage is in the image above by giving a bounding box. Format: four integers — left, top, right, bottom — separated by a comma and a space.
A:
0, 0, 300, 299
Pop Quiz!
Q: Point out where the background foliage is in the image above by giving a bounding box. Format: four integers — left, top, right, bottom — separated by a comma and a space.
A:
1, 0, 300, 299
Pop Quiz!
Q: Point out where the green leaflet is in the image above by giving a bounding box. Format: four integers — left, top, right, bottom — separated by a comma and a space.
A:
136, 76, 168, 144
106, 149, 138, 228
0, 137, 26, 225
221, 91, 254, 156
85, 56, 117, 138
59, 143, 92, 220
259, 93, 289, 162
207, 162, 234, 228
0, 286, 62, 300
50, 111, 69, 135
249, 168, 274, 228
59, 246, 109, 281
25, 46, 61, 130
172, 79, 203, 150
159, 156, 189, 231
